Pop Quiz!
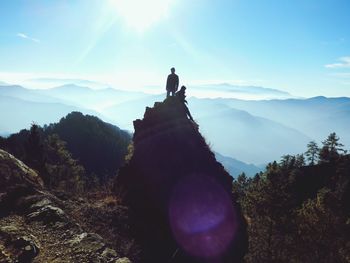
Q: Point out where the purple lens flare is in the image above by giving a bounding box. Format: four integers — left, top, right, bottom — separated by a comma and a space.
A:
169, 174, 238, 260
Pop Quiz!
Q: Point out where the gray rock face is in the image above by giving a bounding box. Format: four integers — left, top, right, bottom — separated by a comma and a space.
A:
114, 258, 132, 263
0, 149, 43, 191
27, 204, 67, 225
0, 224, 40, 263
0, 149, 43, 215
67, 232, 106, 253
0, 148, 131, 263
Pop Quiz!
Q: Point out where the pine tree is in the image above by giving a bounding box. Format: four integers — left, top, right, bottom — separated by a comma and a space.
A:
232, 173, 250, 201
44, 134, 85, 192
280, 154, 305, 169
319, 132, 345, 162
295, 154, 306, 167
305, 141, 319, 165
25, 123, 46, 180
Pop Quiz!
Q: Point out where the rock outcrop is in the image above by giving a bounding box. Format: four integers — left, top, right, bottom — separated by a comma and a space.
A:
118, 97, 248, 262
0, 149, 43, 216
0, 149, 132, 263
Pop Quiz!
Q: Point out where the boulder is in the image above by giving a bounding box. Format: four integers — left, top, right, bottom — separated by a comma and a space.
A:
0, 225, 40, 262
0, 149, 43, 215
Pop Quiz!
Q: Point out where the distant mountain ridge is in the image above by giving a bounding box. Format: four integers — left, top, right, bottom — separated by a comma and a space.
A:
0, 94, 104, 134
215, 152, 262, 177
195, 83, 292, 95
36, 84, 147, 110
213, 96, 350, 148
30, 78, 109, 88
0, 85, 62, 103
194, 105, 311, 164
189, 83, 294, 99
0, 83, 349, 165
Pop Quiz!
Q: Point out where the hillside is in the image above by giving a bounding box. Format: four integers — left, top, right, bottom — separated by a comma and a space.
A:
233, 144, 350, 262
0, 112, 131, 183
117, 97, 248, 262
0, 149, 132, 262
44, 112, 131, 181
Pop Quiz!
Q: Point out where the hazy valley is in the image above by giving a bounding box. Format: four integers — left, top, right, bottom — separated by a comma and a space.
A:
1, 82, 349, 175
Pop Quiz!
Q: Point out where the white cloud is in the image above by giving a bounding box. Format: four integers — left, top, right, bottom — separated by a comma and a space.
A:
325, 56, 350, 68
16, 32, 40, 43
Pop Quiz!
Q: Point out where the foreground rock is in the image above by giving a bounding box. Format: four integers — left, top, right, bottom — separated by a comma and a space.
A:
118, 97, 248, 262
0, 149, 132, 263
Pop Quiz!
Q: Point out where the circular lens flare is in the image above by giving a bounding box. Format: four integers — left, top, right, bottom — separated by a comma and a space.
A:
169, 174, 238, 260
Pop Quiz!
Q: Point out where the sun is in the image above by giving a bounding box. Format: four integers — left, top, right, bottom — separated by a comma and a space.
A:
110, 0, 174, 32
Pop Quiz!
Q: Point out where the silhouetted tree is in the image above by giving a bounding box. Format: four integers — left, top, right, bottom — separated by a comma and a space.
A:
305, 140, 319, 165
295, 154, 306, 167
232, 172, 251, 200
25, 123, 46, 181
280, 154, 305, 169
44, 134, 85, 192
234, 141, 350, 262
319, 132, 345, 162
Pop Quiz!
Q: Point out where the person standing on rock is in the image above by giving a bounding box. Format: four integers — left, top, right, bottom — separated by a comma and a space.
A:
166, 67, 179, 97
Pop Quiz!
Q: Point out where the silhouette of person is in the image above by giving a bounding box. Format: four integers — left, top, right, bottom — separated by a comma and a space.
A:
166, 67, 179, 98
176, 86, 194, 121
176, 85, 188, 104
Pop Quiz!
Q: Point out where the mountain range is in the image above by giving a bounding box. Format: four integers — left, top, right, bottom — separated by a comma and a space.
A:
1, 82, 349, 171
189, 83, 293, 100
214, 152, 262, 177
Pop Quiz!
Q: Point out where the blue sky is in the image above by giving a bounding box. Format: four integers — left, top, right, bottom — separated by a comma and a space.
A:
0, 0, 350, 97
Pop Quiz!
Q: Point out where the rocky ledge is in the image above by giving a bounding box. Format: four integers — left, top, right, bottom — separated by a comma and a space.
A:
0, 149, 132, 263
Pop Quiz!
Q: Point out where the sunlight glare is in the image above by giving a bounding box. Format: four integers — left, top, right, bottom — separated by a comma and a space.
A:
110, 0, 174, 32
